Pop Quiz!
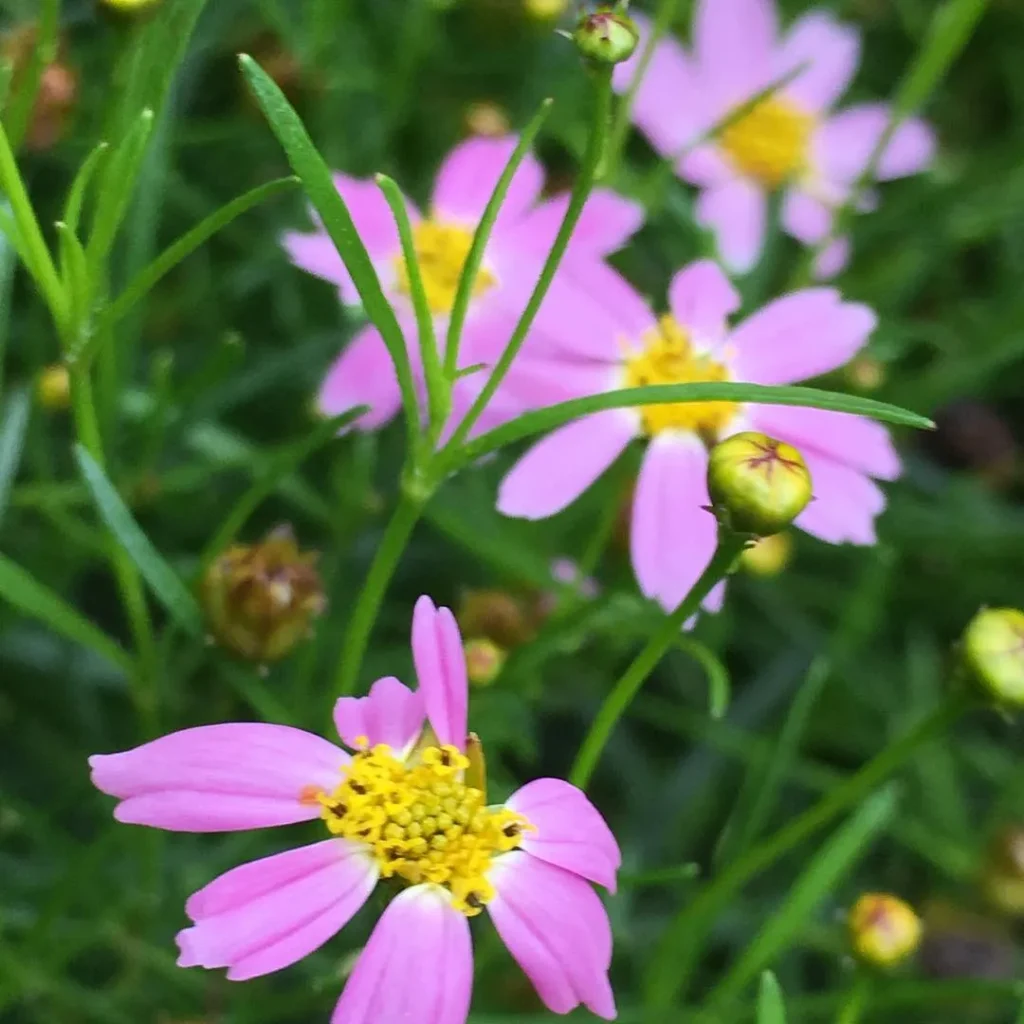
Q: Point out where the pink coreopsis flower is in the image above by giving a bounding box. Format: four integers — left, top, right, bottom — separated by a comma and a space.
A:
90, 597, 620, 1023
283, 135, 642, 430
613, 1, 935, 277
497, 260, 899, 612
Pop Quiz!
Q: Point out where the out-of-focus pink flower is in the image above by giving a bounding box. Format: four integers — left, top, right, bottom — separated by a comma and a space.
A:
613, 1, 935, 276
497, 259, 899, 612
282, 136, 643, 431
90, 596, 620, 1022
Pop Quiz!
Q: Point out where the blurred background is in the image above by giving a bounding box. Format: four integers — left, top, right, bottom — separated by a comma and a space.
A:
1, 0, 1024, 1021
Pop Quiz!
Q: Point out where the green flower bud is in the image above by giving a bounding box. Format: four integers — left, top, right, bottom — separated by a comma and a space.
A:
464, 638, 506, 687
961, 607, 1024, 708
37, 364, 71, 411
573, 6, 639, 65
201, 525, 325, 663
101, 0, 163, 12
849, 893, 922, 969
707, 432, 812, 536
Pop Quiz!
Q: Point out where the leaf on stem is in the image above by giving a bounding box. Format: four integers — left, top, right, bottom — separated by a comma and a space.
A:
0, 386, 30, 526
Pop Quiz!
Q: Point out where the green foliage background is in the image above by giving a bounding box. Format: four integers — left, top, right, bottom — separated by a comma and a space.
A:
1, 0, 1024, 1021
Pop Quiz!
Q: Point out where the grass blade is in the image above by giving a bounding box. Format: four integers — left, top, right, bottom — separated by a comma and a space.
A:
757, 971, 787, 1024
63, 142, 110, 236
0, 386, 30, 527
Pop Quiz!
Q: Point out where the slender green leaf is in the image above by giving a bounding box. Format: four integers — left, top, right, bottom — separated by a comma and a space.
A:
674, 636, 731, 720
55, 222, 90, 330
0, 553, 132, 673
757, 972, 787, 1024
457, 383, 933, 465
101, 178, 297, 331
0, 386, 30, 526
63, 143, 111, 236
74, 444, 203, 635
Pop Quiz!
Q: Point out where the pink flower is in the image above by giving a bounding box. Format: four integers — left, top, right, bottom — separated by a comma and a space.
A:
282, 135, 642, 431
89, 596, 620, 1022
613, 1, 935, 276
497, 259, 899, 612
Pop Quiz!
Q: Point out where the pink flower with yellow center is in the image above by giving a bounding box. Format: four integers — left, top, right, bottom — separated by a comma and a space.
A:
89, 597, 619, 1023
613, 0, 935, 276
497, 260, 899, 612
282, 135, 642, 431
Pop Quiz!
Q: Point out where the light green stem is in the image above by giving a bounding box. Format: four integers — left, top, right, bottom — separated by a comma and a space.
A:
836, 975, 871, 1024
570, 532, 746, 790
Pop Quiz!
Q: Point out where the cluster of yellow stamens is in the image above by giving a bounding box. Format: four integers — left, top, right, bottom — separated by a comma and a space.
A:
622, 315, 738, 440
393, 220, 496, 316
315, 741, 529, 916
719, 96, 814, 188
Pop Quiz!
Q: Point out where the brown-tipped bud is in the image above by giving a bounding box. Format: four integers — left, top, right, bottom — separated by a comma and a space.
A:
739, 532, 792, 578
457, 588, 537, 649
464, 638, 506, 687
982, 827, 1024, 916
960, 607, 1024, 709
573, 6, 639, 65
37, 364, 71, 411
707, 432, 812, 537
848, 893, 922, 968
201, 525, 325, 663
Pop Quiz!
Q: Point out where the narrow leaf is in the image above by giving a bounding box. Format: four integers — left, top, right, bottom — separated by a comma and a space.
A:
63, 142, 111, 235
675, 636, 731, 720
74, 444, 203, 635
0, 552, 132, 673
758, 971, 787, 1024
0, 386, 30, 526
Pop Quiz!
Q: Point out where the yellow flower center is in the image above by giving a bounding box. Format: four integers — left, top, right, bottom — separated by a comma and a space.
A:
622, 315, 738, 440
393, 220, 496, 316
316, 742, 529, 916
719, 97, 814, 188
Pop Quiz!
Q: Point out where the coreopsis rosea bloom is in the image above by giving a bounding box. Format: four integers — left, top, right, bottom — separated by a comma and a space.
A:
90, 597, 620, 1022
613, 1, 935, 276
282, 135, 642, 431
497, 259, 899, 612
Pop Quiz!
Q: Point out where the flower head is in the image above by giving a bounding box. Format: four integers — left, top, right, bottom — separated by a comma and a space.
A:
849, 893, 922, 968
498, 259, 898, 613
90, 596, 620, 1021
574, 8, 640, 66
282, 135, 643, 433
613, 2, 935, 275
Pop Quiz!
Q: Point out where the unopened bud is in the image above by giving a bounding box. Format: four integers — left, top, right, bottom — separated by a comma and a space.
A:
464, 638, 506, 687
573, 6, 639, 65
960, 607, 1024, 709
37, 364, 71, 411
101, 0, 164, 12
526, 0, 570, 19
201, 525, 325, 663
846, 356, 887, 392
848, 893, 922, 968
983, 827, 1024, 916
740, 532, 792, 577
464, 102, 512, 138
458, 588, 537, 649
707, 432, 812, 536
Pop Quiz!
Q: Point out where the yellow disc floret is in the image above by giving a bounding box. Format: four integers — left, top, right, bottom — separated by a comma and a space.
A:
318, 742, 530, 915
719, 96, 814, 188
622, 315, 738, 440
393, 220, 496, 316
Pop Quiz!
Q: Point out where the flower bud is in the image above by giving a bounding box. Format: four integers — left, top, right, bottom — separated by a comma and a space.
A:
2, 25, 77, 151
201, 525, 325, 663
960, 607, 1024, 708
739, 532, 792, 577
101, 0, 164, 13
919, 900, 1014, 980
573, 6, 639, 65
37, 364, 71, 411
464, 101, 512, 138
707, 432, 812, 537
464, 638, 506, 687
848, 893, 922, 968
526, 0, 569, 19
457, 588, 537, 649
982, 826, 1024, 916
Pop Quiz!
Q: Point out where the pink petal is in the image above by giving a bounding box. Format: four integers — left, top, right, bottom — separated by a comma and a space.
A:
728, 290, 877, 384
814, 237, 851, 280
333, 676, 425, 756
498, 411, 636, 520
679, 145, 734, 188
89, 725, 349, 832
782, 189, 832, 245
177, 839, 377, 981
696, 178, 768, 274
777, 11, 860, 113
748, 404, 901, 480
318, 324, 405, 430
412, 596, 468, 751
488, 855, 615, 1020
795, 450, 886, 545
667, 259, 741, 345
816, 105, 936, 184
506, 779, 621, 892
695, 0, 777, 107
431, 136, 544, 233
331, 885, 472, 1024
631, 434, 718, 612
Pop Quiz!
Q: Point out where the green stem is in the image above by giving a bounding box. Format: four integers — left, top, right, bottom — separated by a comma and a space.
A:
836, 975, 871, 1024
441, 68, 614, 456
645, 692, 971, 1010
569, 531, 746, 790
331, 487, 427, 699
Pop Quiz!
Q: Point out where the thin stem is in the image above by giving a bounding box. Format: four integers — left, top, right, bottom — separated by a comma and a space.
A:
441, 68, 614, 456
569, 531, 746, 790
645, 693, 971, 1010
331, 487, 426, 699
836, 975, 871, 1024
